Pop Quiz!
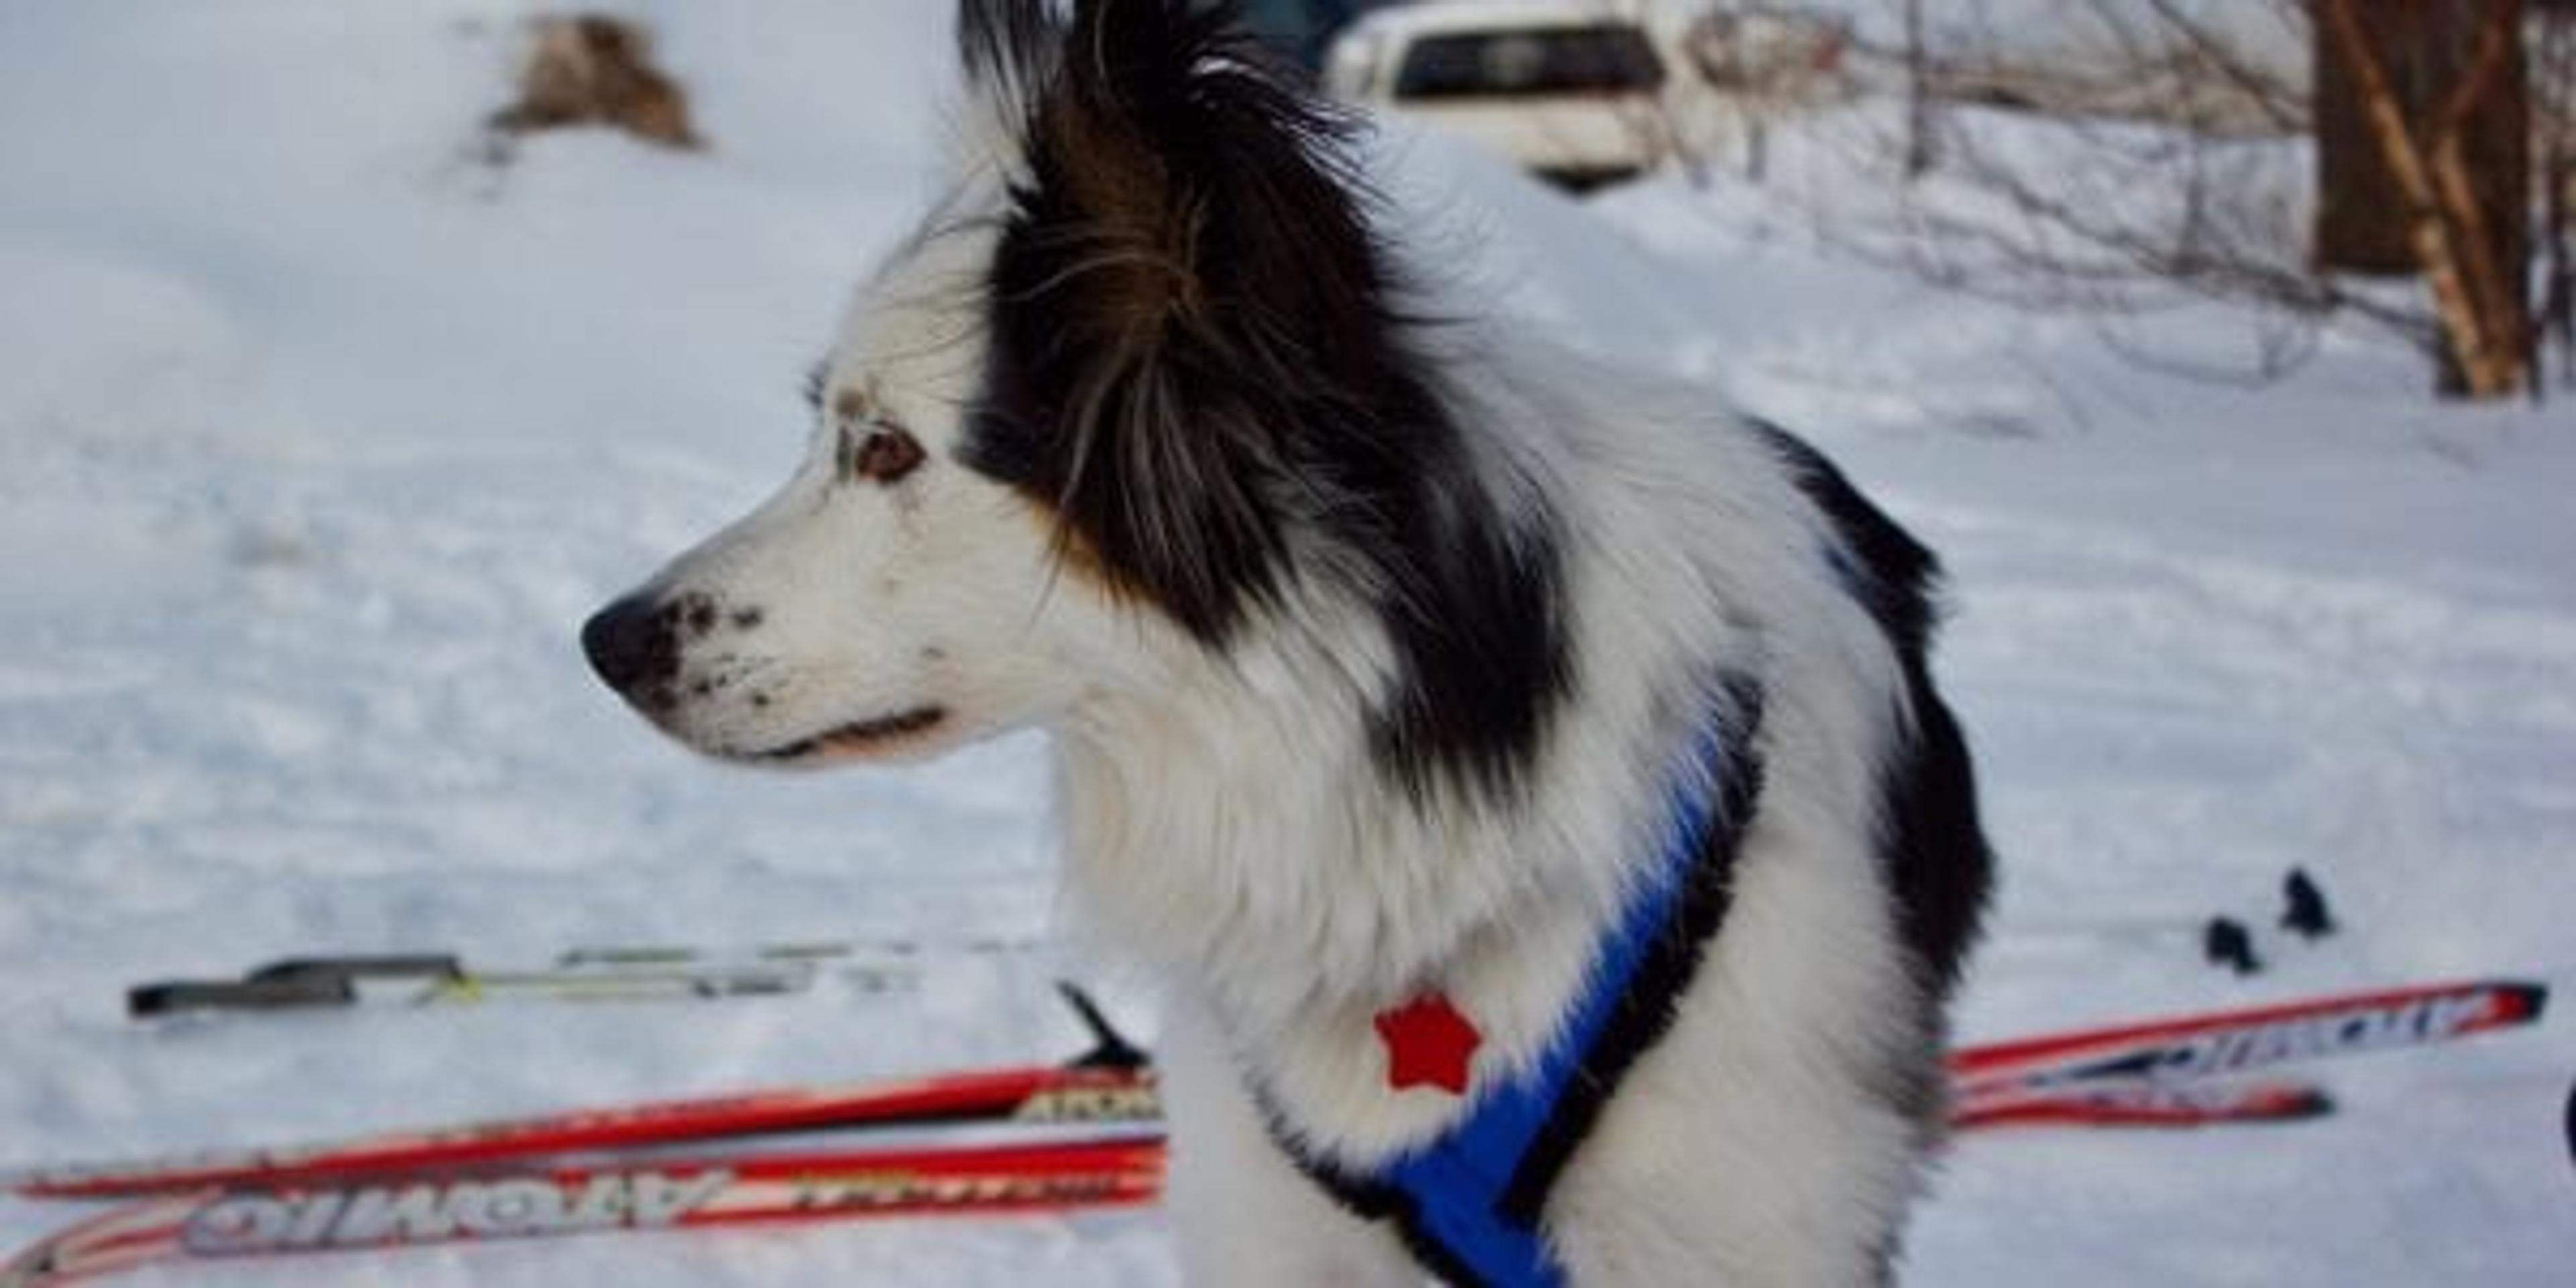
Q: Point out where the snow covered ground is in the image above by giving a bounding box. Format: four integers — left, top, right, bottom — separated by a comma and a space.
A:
2, 1, 2571, 1283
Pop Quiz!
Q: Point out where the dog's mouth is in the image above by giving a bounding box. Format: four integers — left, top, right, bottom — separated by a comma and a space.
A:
747, 706, 949, 763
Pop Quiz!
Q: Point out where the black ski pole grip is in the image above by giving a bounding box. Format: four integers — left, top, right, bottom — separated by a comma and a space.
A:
128, 975, 357, 1018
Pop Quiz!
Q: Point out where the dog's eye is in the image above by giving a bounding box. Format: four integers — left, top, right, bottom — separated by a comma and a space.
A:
842, 421, 926, 485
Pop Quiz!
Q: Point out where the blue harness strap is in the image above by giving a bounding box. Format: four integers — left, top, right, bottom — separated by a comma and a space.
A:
1282, 683, 1768, 1287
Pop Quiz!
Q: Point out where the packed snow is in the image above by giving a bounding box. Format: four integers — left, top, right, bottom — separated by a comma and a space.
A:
2, 1, 2571, 1284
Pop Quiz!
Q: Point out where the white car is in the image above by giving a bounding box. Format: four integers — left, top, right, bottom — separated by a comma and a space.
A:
1324, 1, 1679, 191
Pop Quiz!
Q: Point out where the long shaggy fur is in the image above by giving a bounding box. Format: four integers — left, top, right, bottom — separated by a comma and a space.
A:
584, 3, 1993, 1283
963, 0, 1570, 798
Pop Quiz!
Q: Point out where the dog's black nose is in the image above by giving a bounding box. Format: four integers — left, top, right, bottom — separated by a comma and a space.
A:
582, 592, 676, 697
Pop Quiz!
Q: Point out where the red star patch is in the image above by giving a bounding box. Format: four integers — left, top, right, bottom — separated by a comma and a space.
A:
1375, 992, 1482, 1095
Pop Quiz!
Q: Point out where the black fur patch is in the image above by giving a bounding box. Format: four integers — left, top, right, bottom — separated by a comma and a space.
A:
1756, 422, 1993, 996
957, 0, 1569, 799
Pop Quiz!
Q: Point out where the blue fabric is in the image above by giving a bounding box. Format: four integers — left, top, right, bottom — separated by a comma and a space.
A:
1368, 722, 1735, 1287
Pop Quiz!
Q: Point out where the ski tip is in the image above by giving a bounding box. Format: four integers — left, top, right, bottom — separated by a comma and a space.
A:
2507, 981, 2548, 1022
2277, 1087, 2339, 1122
2469, 979, 2551, 1027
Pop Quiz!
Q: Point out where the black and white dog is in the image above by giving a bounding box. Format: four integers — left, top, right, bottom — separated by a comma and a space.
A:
584, 3, 1990, 1283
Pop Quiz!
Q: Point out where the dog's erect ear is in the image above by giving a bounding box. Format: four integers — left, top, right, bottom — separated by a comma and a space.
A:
971, 0, 1407, 640
967, 2, 1570, 800
1034, 0, 1373, 363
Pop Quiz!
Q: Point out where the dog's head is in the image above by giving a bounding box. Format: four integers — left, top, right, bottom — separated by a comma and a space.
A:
584, 0, 1567, 789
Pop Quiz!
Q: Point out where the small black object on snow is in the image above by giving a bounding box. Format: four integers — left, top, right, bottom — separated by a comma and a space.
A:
2203, 916, 2262, 976
2281, 867, 2337, 939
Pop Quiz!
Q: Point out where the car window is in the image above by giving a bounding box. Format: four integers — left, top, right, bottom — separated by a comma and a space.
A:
1391, 25, 1666, 101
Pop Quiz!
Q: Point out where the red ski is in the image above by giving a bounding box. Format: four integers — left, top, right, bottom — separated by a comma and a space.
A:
1951, 1079, 2334, 1131
1, 1138, 1165, 1287
5, 1063, 1161, 1203
5, 979, 2544, 1205
0, 1079, 2333, 1287
1950, 977, 2546, 1099
5, 987, 1158, 1204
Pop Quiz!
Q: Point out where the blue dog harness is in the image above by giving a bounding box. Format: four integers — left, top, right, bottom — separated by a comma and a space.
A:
1275, 684, 1768, 1287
